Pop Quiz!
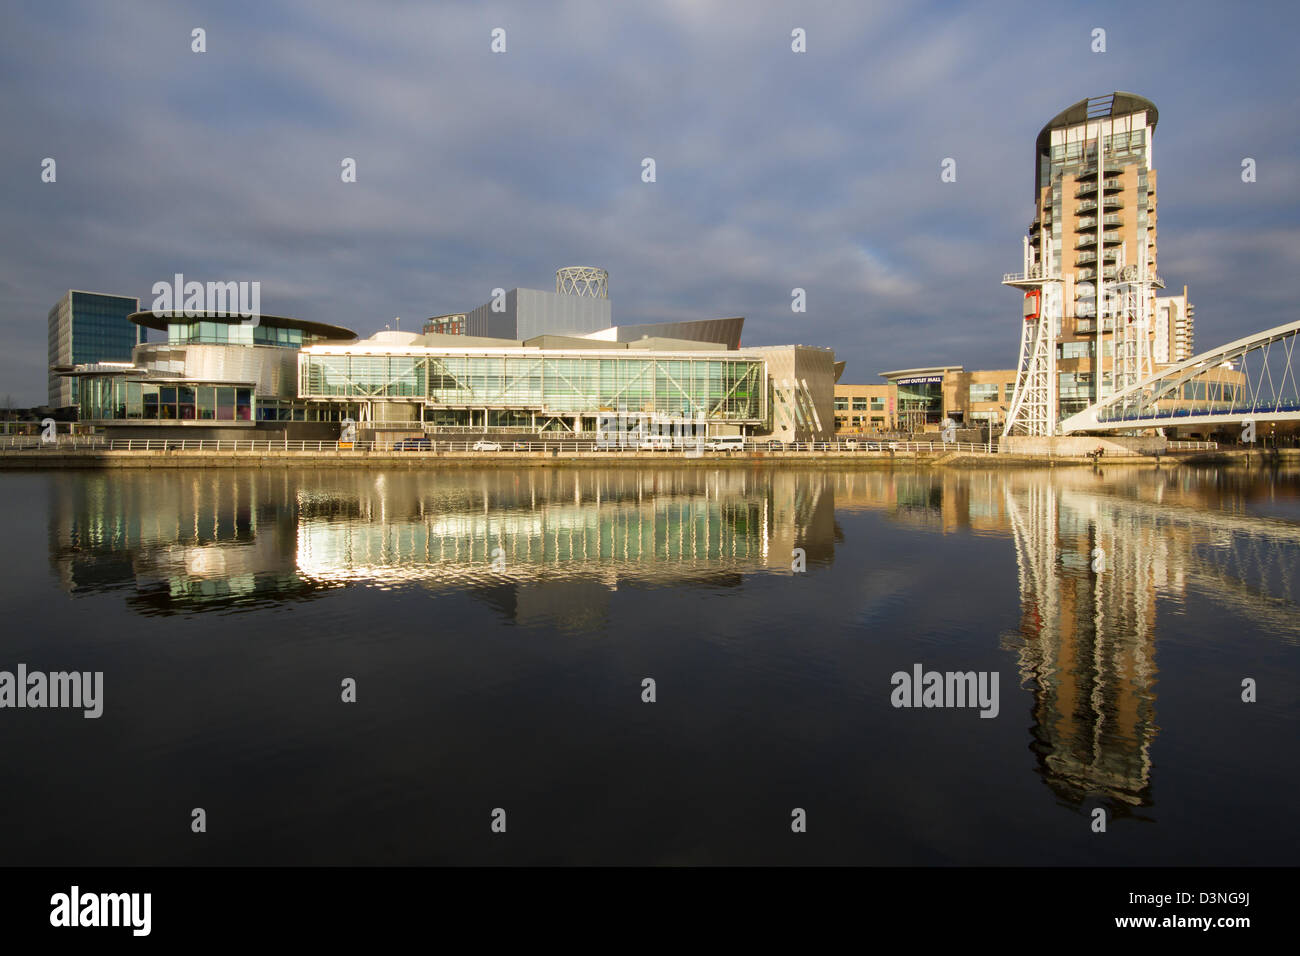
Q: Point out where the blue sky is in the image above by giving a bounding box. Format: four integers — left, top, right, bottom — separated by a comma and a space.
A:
1, 0, 1297, 404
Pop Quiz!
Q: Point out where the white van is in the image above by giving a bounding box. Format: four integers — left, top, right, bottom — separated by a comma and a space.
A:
637, 434, 676, 451
705, 435, 746, 452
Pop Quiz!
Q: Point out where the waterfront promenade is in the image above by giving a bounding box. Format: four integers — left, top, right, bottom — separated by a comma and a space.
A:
0, 436, 1281, 470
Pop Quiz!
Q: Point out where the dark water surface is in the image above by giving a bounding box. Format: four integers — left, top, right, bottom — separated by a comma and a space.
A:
0, 465, 1296, 865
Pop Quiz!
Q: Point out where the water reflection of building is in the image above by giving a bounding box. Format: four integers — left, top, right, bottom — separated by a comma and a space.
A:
1005, 480, 1161, 809
830, 466, 1300, 811
1002, 471, 1300, 811
48, 472, 323, 613
48, 469, 840, 618
46, 466, 1298, 801
292, 470, 838, 592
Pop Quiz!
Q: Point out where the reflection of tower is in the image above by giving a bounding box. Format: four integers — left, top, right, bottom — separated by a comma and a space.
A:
1004, 481, 1158, 808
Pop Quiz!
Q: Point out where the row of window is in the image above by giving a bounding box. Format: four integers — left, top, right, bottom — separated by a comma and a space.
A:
79, 379, 254, 422
1049, 129, 1146, 167
299, 354, 766, 420
167, 322, 306, 348
833, 397, 886, 411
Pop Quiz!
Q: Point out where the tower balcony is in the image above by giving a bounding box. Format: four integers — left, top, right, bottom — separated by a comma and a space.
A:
1073, 177, 1123, 198
1002, 265, 1061, 286
1075, 232, 1120, 249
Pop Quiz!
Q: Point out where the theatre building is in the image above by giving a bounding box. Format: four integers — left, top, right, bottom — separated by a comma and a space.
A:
66, 310, 359, 439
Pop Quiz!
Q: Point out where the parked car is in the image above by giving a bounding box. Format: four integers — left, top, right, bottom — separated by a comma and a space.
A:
637, 435, 675, 451
472, 440, 502, 452
842, 439, 858, 450
393, 437, 432, 451
765, 440, 786, 450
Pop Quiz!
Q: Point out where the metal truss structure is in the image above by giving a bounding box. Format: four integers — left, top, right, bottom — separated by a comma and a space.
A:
1002, 240, 1062, 437
1061, 318, 1300, 432
555, 266, 609, 299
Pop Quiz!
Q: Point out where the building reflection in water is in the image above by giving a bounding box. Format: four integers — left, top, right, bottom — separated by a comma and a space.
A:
47, 466, 1299, 810
47, 469, 840, 620
830, 468, 1300, 813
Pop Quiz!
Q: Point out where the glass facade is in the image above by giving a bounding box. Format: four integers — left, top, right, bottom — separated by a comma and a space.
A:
48, 292, 141, 406
1059, 372, 1093, 417
896, 379, 943, 427
969, 383, 999, 403
71, 293, 140, 365
78, 377, 254, 422
299, 353, 765, 421
167, 322, 305, 347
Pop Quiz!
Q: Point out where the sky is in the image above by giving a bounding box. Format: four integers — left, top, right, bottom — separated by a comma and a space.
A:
1, 0, 1297, 405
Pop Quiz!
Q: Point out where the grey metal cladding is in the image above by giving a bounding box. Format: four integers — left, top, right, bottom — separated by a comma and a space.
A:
466, 288, 612, 339
612, 317, 743, 349
514, 289, 611, 338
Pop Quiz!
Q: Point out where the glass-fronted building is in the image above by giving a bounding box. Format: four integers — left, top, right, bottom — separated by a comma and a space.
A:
47, 291, 142, 407
63, 311, 840, 442
68, 310, 358, 437
299, 345, 766, 432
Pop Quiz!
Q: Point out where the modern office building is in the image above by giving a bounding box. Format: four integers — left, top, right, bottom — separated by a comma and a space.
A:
1003, 92, 1195, 434
47, 290, 143, 407
833, 383, 895, 433
68, 310, 357, 438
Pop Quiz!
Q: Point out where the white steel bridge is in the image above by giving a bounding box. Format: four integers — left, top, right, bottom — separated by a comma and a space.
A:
1060, 319, 1300, 434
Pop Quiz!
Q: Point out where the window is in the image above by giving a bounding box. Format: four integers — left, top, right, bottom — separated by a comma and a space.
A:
870, 398, 884, 411
834, 397, 848, 411
969, 383, 998, 403
852, 398, 867, 410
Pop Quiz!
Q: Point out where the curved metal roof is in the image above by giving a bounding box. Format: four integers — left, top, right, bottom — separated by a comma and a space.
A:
1035, 92, 1158, 156
130, 310, 356, 341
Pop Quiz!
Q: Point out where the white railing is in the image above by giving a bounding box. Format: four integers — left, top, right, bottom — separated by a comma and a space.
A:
0, 437, 1003, 455
0, 437, 1229, 456
0, 435, 108, 449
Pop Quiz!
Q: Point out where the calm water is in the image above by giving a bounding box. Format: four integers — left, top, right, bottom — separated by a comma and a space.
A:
0, 464, 1296, 865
